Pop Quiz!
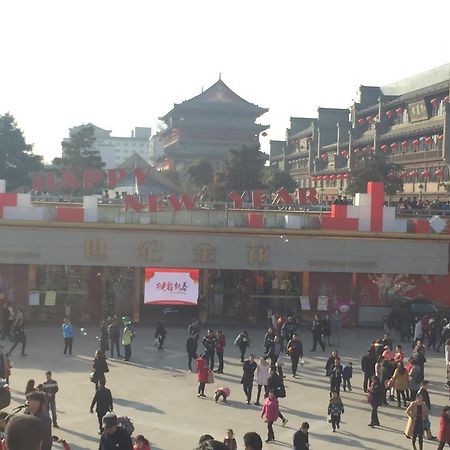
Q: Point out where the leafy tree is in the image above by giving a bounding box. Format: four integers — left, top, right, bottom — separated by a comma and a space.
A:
347, 152, 403, 195
264, 168, 297, 193
53, 125, 105, 193
0, 113, 43, 190
222, 145, 267, 192
187, 159, 214, 188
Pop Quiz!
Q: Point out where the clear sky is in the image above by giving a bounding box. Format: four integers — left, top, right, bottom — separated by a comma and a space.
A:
2, 0, 450, 162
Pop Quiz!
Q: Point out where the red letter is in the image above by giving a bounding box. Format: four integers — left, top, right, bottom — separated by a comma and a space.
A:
132, 168, 148, 186
167, 193, 195, 211
61, 170, 82, 190
83, 169, 104, 189
32, 173, 43, 191
251, 190, 267, 209
297, 188, 318, 205
148, 195, 164, 212
123, 195, 144, 212
228, 191, 245, 209
272, 188, 294, 206
108, 169, 127, 189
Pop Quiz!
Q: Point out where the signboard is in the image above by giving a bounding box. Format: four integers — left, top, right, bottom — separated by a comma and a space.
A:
300, 295, 311, 311
28, 291, 40, 306
144, 268, 199, 305
407, 100, 428, 123
317, 295, 328, 311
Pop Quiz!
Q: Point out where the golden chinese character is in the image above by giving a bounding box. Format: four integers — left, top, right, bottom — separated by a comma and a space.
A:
84, 239, 107, 260
193, 243, 216, 263
248, 244, 269, 265
138, 240, 163, 262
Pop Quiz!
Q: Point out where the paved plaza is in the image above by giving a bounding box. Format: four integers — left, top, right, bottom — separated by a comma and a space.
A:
4, 324, 448, 449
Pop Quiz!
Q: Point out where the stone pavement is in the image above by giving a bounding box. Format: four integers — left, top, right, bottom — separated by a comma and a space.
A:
3, 324, 448, 450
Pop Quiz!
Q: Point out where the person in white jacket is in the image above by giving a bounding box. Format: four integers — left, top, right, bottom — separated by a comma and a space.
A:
255, 357, 270, 406
414, 319, 423, 345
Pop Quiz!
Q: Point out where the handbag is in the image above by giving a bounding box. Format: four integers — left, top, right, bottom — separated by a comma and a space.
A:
89, 372, 96, 383
207, 370, 214, 384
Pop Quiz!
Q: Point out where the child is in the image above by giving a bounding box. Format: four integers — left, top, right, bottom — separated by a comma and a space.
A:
214, 386, 230, 403
133, 434, 151, 450
342, 361, 353, 391
293, 422, 310, 450
25, 379, 35, 396
223, 429, 237, 450
328, 391, 344, 432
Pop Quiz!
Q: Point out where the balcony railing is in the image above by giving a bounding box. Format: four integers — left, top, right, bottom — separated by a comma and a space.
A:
388, 149, 442, 163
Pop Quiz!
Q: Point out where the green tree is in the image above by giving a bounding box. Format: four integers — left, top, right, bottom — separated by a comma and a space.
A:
0, 113, 43, 190
187, 159, 214, 188
347, 152, 403, 195
53, 125, 105, 193
222, 145, 267, 192
264, 168, 297, 193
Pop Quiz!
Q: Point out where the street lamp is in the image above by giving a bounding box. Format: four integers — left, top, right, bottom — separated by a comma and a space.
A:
418, 184, 424, 202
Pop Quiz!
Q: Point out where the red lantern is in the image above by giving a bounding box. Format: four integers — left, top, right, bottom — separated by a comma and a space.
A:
400, 171, 408, 179
385, 110, 394, 119
412, 139, 421, 147
445, 96, 449, 103
323, 175, 330, 181
311, 176, 317, 182
353, 147, 360, 153
421, 170, 430, 178
438, 134, 444, 141
363, 146, 372, 153
435, 169, 444, 177
321, 153, 328, 160
343, 173, 349, 179
357, 118, 366, 125
425, 136, 433, 145
401, 140, 409, 148
430, 98, 439, 106
395, 107, 404, 115
380, 144, 389, 152
341, 149, 349, 157
329, 174, 336, 180
390, 142, 398, 150
408, 170, 418, 177
316, 175, 323, 181
336, 174, 343, 180
366, 115, 373, 123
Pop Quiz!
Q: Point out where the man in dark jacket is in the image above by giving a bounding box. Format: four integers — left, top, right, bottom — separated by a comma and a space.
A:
99, 412, 132, 450
287, 333, 303, 377
90, 379, 114, 434
202, 329, 217, 370
310, 315, 325, 352
186, 332, 198, 372
42, 371, 59, 428
329, 357, 343, 395
215, 330, 226, 374
27, 391, 52, 450
241, 354, 257, 404
361, 349, 376, 392
293, 422, 310, 450
266, 366, 288, 425
108, 319, 121, 358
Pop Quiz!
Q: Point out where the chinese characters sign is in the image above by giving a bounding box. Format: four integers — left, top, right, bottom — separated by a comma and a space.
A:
144, 268, 199, 305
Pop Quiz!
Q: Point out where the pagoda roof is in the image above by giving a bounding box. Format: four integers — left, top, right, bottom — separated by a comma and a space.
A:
161, 79, 268, 121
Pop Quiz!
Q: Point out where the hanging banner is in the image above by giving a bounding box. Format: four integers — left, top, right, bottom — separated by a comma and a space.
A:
300, 295, 311, 311
144, 268, 199, 305
317, 295, 329, 311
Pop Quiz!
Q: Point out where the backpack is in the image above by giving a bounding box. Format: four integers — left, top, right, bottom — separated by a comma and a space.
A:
117, 416, 134, 435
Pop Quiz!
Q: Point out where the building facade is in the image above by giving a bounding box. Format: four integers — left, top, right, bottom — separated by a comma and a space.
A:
65, 124, 152, 169
156, 78, 269, 172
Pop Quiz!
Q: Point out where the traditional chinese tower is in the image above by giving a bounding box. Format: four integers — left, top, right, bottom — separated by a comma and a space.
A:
157, 78, 269, 171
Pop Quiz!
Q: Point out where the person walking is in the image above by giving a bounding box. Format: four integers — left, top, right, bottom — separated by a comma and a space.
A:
417, 380, 437, 440
310, 315, 325, 352
241, 354, 257, 405
122, 322, 134, 362
287, 333, 303, 377
261, 390, 280, 443
437, 406, 450, 450
405, 393, 429, 450
322, 314, 332, 346
186, 332, 198, 372
90, 379, 113, 434
61, 318, 74, 356
328, 391, 344, 432
235, 329, 250, 362
361, 348, 376, 393
99, 412, 133, 450
409, 359, 422, 401
202, 329, 217, 370
92, 350, 109, 391
266, 366, 288, 426
330, 309, 342, 346
154, 322, 166, 350
342, 361, 353, 391
42, 371, 59, 428
108, 318, 121, 358
8, 320, 26, 357
329, 357, 343, 395
100, 320, 109, 356
368, 375, 383, 428
293, 422, 310, 450
195, 354, 209, 398
267, 335, 282, 366
325, 350, 339, 376
255, 357, 270, 406
392, 362, 409, 407
215, 330, 226, 374
26, 391, 52, 450
263, 327, 275, 356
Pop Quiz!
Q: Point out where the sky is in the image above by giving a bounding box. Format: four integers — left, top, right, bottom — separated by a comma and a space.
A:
2, 0, 450, 163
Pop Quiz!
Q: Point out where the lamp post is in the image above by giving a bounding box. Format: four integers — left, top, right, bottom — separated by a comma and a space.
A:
418, 183, 424, 202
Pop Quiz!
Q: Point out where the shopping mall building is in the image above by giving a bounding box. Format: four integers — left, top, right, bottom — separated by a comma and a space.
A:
0, 180, 449, 325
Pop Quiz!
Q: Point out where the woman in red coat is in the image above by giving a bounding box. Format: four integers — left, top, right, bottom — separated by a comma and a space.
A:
438, 406, 450, 449
261, 390, 280, 443
196, 354, 209, 398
